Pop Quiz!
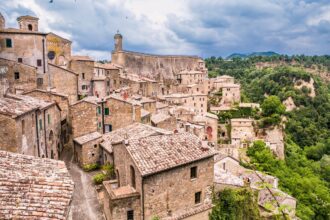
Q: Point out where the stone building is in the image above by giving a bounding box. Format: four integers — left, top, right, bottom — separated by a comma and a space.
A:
69, 55, 94, 98
111, 33, 207, 80
47, 32, 72, 67
103, 94, 141, 132
93, 62, 112, 97
220, 83, 241, 105
230, 118, 256, 147
0, 150, 74, 219
213, 75, 235, 90
73, 131, 103, 166
0, 57, 37, 93
176, 70, 205, 85
100, 123, 172, 166
70, 96, 103, 139
0, 93, 61, 159
163, 93, 208, 116
151, 112, 177, 131
48, 63, 79, 104
132, 95, 156, 114
0, 14, 48, 84
23, 89, 71, 145
103, 132, 216, 220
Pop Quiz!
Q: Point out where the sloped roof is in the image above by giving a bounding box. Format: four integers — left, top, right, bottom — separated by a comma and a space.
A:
126, 132, 216, 176
74, 131, 102, 145
0, 150, 74, 219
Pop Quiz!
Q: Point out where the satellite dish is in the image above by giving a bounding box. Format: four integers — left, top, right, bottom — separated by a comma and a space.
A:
48, 51, 56, 60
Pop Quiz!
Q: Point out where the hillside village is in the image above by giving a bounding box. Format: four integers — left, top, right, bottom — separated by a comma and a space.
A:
0, 13, 300, 220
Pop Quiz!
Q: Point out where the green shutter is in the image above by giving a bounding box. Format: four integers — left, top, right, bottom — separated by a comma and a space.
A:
105, 108, 109, 115
39, 119, 42, 130
6, 39, 12, 48
97, 106, 101, 114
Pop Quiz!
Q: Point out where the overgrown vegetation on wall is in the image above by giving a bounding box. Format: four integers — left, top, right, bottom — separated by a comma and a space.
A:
206, 56, 330, 220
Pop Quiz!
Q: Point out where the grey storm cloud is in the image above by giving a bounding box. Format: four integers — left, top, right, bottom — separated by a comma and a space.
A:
1, 0, 330, 59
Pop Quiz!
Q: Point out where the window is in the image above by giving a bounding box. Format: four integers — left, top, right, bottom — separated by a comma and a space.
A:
37, 78, 43, 86
98, 122, 102, 128
47, 114, 51, 124
14, 72, 19, 80
6, 38, 12, 48
127, 210, 134, 220
105, 124, 112, 133
191, 166, 197, 179
94, 144, 97, 148
21, 120, 25, 135
82, 73, 85, 79
28, 24, 33, 31
97, 106, 101, 114
195, 191, 201, 204
107, 81, 110, 86
39, 119, 42, 130
130, 165, 136, 188
104, 108, 110, 115
223, 163, 226, 170
18, 58, 22, 63
82, 85, 87, 90
37, 59, 42, 67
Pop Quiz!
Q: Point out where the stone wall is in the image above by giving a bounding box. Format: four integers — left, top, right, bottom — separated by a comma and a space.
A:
0, 58, 37, 93
74, 138, 102, 166
0, 114, 20, 153
69, 60, 94, 97
143, 158, 213, 219
70, 101, 98, 138
111, 50, 203, 80
46, 33, 71, 67
103, 98, 141, 131
0, 32, 47, 75
48, 63, 78, 104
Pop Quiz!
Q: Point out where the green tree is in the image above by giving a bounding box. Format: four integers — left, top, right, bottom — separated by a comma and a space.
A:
261, 95, 286, 117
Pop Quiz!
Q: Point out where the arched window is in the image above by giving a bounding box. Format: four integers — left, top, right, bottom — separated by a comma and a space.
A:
28, 24, 33, 31
49, 130, 54, 143
130, 165, 136, 188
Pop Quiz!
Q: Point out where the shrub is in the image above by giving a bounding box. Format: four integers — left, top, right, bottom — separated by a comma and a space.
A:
102, 163, 115, 179
82, 163, 99, 172
93, 173, 106, 185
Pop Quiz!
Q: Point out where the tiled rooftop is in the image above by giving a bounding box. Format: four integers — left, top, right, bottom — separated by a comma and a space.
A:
162, 203, 213, 220
0, 150, 74, 220
151, 112, 172, 124
126, 132, 216, 176
0, 93, 55, 117
100, 123, 172, 152
141, 108, 150, 118
73, 131, 102, 145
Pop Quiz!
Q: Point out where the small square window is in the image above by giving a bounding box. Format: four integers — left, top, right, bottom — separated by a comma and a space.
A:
37, 78, 43, 86
18, 58, 23, 63
6, 38, 12, 48
37, 59, 42, 67
127, 210, 134, 220
14, 72, 19, 80
195, 191, 201, 204
191, 166, 197, 179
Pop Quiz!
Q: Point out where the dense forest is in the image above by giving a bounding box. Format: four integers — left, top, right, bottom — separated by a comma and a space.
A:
206, 56, 330, 220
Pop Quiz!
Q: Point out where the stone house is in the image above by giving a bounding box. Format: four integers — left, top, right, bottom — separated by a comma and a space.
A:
69, 55, 94, 98
0, 150, 74, 220
156, 101, 169, 114
230, 118, 256, 147
48, 63, 79, 104
73, 131, 103, 166
132, 95, 156, 114
176, 70, 205, 85
93, 62, 115, 98
0, 58, 37, 94
213, 75, 235, 90
0, 14, 48, 87
0, 93, 61, 159
47, 32, 72, 67
103, 132, 216, 220
163, 93, 208, 116
220, 83, 241, 105
103, 94, 141, 132
141, 108, 151, 124
100, 123, 172, 166
23, 89, 71, 145
151, 112, 177, 131
70, 96, 103, 139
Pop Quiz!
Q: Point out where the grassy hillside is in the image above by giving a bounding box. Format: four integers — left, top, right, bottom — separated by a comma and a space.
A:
206, 56, 330, 219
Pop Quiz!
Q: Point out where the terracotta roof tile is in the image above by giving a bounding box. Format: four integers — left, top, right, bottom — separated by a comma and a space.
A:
0, 151, 74, 220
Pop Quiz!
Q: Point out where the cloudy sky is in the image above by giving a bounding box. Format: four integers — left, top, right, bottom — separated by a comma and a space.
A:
1, 0, 330, 60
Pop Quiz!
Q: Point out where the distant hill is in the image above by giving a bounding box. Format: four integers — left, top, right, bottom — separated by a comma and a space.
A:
226, 51, 279, 59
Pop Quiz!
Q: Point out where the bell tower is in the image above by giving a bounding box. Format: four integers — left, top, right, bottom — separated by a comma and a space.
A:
114, 31, 123, 51
17, 15, 39, 31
